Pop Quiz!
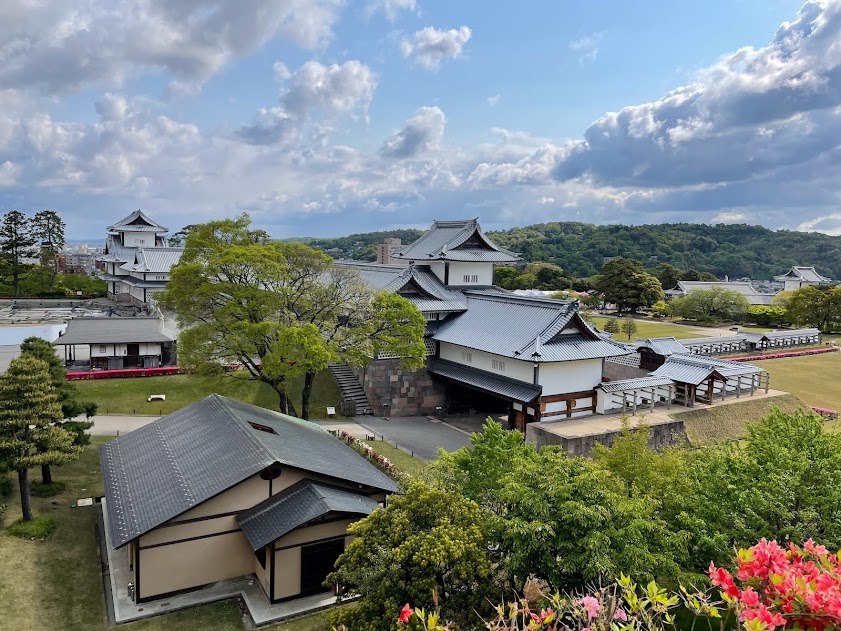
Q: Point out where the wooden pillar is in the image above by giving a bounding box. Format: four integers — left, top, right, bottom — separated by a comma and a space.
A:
720, 378, 726, 401
650, 388, 656, 412
736, 376, 741, 398
632, 391, 637, 416
622, 393, 627, 415
764, 372, 770, 394
667, 384, 673, 409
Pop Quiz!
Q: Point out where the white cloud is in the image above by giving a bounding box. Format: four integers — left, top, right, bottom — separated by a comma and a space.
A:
487, 94, 501, 107
712, 211, 747, 223
400, 26, 472, 70
538, 196, 555, 205
797, 212, 841, 235
570, 31, 604, 64
381, 106, 446, 158
367, 0, 417, 21
0, 0, 344, 94
236, 60, 377, 145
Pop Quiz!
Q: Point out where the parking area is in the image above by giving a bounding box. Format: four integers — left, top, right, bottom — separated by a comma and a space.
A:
354, 415, 473, 461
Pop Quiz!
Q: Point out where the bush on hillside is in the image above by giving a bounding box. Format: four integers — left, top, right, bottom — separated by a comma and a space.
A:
30, 481, 67, 497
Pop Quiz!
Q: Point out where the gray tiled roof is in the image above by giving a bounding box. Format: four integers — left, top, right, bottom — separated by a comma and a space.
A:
774, 266, 832, 283
99, 237, 136, 263
633, 337, 689, 356
597, 376, 676, 393
108, 210, 168, 232
337, 262, 468, 311
650, 354, 761, 385
100, 394, 397, 548
433, 293, 630, 362
54, 317, 173, 345
428, 358, 542, 402
120, 247, 183, 273
681, 335, 748, 346
753, 328, 821, 340
237, 481, 379, 550
393, 219, 520, 263
672, 281, 779, 305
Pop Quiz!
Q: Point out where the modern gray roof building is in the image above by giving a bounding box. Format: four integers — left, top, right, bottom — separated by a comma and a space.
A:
101, 394, 397, 549
392, 219, 520, 263
100, 394, 397, 607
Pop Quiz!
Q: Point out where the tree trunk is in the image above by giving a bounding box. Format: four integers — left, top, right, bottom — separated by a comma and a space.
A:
301, 371, 315, 420
50, 249, 58, 291
18, 467, 33, 522
12, 265, 19, 298
41, 464, 52, 485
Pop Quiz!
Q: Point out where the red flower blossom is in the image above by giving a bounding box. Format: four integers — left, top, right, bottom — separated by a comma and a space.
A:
399, 603, 413, 625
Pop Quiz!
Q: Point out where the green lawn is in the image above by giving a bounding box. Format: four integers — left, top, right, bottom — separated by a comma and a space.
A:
370, 441, 427, 476
590, 316, 705, 342
74, 370, 345, 419
0, 438, 334, 631
761, 351, 841, 415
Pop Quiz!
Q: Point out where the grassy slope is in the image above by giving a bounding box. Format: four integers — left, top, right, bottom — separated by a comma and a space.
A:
370, 441, 427, 476
672, 394, 808, 445
0, 438, 333, 631
74, 370, 345, 419
590, 317, 704, 342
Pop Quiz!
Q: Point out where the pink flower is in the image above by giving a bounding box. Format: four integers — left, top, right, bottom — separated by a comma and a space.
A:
614, 608, 627, 621
399, 603, 413, 625
579, 595, 600, 619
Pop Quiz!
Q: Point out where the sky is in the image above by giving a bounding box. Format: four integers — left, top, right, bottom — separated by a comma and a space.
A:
2, 0, 841, 240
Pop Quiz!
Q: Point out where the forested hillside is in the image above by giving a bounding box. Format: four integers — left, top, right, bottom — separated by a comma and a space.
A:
303, 222, 841, 280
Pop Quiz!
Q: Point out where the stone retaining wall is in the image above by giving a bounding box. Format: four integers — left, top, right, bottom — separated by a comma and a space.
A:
526, 419, 687, 457
353, 359, 447, 416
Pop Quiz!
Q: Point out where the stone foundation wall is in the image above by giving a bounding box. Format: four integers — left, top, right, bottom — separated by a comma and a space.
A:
353, 359, 447, 417
526, 419, 687, 457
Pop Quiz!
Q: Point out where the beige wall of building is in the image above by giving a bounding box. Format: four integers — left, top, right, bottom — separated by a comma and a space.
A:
132, 465, 387, 602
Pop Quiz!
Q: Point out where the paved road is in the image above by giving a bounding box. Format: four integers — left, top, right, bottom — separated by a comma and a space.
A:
88, 415, 159, 435
86, 413, 473, 462
353, 415, 472, 461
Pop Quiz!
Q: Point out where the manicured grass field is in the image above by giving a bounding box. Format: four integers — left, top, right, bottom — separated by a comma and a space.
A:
0, 439, 335, 631
760, 351, 841, 417
73, 370, 345, 419
589, 316, 705, 342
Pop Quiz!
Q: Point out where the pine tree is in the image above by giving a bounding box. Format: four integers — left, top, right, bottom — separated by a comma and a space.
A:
0, 210, 37, 297
32, 210, 66, 291
0, 355, 76, 521
603, 318, 620, 335
19, 337, 95, 484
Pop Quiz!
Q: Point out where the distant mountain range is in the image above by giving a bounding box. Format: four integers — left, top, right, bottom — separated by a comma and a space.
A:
299, 222, 841, 281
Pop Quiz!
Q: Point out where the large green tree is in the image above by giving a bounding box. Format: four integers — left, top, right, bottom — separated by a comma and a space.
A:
32, 210, 66, 291
781, 286, 841, 332
160, 214, 425, 418
669, 287, 750, 322
432, 422, 684, 591
683, 409, 841, 569
595, 258, 664, 313
19, 337, 95, 484
0, 210, 37, 297
326, 481, 495, 631
0, 356, 77, 521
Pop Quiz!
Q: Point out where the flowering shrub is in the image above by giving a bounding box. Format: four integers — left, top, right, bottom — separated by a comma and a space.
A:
338, 430, 402, 476
811, 407, 838, 420
392, 576, 683, 631
729, 348, 838, 362
709, 539, 841, 630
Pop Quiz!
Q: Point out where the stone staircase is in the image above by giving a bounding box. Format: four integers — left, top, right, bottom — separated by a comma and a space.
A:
328, 363, 372, 415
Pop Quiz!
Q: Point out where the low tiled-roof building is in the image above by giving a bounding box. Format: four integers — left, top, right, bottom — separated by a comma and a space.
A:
53, 317, 175, 369
773, 266, 834, 291
100, 395, 396, 605
664, 280, 777, 305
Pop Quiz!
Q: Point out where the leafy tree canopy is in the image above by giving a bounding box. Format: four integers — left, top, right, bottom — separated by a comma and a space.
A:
595, 258, 664, 313
327, 481, 495, 631
669, 287, 751, 322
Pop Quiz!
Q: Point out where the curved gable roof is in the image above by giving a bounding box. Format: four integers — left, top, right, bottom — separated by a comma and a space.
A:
393, 219, 520, 263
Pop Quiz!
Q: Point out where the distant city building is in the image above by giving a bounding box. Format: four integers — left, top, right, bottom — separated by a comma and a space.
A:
774, 266, 834, 291
376, 237, 402, 264
97, 210, 183, 308
66, 253, 95, 275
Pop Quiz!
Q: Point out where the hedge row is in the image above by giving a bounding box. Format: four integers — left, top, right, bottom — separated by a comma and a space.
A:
729, 347, 839, 362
